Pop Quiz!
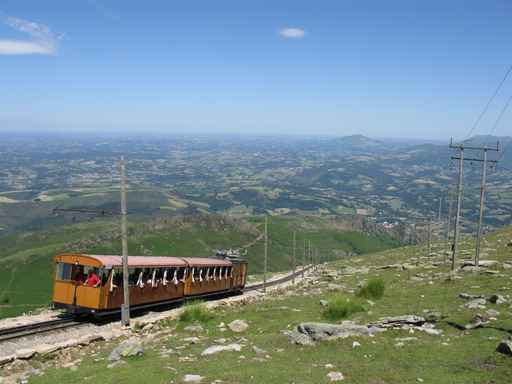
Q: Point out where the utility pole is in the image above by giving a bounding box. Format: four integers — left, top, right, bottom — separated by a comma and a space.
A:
120, 156, 130, 327
292, 231, 296, 284
427, 217, 432, 257
308, 240, 312, 268
451, 142, 464, 273
438, 197, 442, 222
475, 148, 493, 267
263, 215, 268, 292
302, 239, 306, 278
445, 198, 453, 264
449, 138, 498, 271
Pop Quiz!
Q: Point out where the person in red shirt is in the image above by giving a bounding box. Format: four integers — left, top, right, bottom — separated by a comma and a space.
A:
84, 271, 101, 287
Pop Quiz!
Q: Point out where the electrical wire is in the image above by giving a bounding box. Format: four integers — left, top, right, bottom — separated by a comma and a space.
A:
463, 63, 512, 141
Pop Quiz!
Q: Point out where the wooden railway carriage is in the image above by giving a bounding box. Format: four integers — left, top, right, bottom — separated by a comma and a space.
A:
52, 253, 247, 315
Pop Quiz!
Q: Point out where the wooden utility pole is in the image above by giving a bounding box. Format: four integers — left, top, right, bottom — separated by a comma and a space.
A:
263, 215, 268, 292
308, 240, 312, 267
120, 156, 130, 327
445, 198, 453, 264
475, 148, 495, 267
427, 217, 432, 257
438, 197, 442, 222
302, 239, 306, 278
450, 139, 498, 270
292, 231, 296, 284
450, 142, 464, 273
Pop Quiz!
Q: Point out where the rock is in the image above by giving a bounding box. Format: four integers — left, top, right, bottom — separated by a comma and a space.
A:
488, 294, 507, 305
201, 343, 242, 356
327, 371, 345, 381
370, 315, 425, 328
282, 330, 316, 346
183, 374, 204, 383
108, 339, 144, 362
320, 300, 329, 307
328, 283, 343, 291
464, 298, 487, 309
464, 314, 489, 330
183, 337, 201, 344
486, 309, 500, 318
297, 321, 383, 341
424, 311, 442, 322
252, 346, 266, 355
496, 340, 512, 356
15, 349, 36, 360
459, 293, 484, 300
352, 341, 361, 348
228, 320, 248, 333
184, 324, 204, 333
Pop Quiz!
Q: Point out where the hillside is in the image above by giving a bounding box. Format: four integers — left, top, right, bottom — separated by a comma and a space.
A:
0, 214, 398, 319
3, 222, 512, 383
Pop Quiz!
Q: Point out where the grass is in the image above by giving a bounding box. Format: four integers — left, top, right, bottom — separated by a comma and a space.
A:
322, 297, 365, 321
356, 278, 385, 300
179, 300, 214, 323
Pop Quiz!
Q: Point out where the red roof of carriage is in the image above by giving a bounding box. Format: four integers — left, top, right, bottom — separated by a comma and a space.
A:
78, 255, 232, 268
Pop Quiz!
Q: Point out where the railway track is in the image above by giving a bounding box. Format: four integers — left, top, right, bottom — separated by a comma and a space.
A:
0, 266, 314, 343
0, 317, 81, 343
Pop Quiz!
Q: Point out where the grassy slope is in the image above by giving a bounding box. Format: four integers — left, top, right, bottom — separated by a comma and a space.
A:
24, 226, 512, 384
0, 215, 397, 319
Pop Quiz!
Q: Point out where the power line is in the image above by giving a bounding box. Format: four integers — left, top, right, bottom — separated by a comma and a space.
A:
464, 63, 512, 141
486, 92, 512, 141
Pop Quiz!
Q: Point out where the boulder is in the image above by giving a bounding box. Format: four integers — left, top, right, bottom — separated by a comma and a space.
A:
459, 293, 484, 300
228, 319, 248, 333
201, 343, 242, 356
327, 371, 345, 381
319, 300, 329, 307
369, 315, 425, 328
297, 321, 383, 341
108, 339, 144, 362
184, 324, 204, 333
496, 340, 512, 356
464, 298, 487, 309
282, 330, 316, 346
488, 294, 507, 305
183, 374, 204, 383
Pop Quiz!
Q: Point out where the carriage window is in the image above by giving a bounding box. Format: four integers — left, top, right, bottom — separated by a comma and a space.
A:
55, 262, 73, 281
177, 267, 186, 281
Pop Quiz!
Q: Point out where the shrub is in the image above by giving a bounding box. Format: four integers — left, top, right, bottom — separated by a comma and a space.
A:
0, 295, 9, 304
322, 297, 365, 321
357, 278, 385, 300
179, 300, 214, 323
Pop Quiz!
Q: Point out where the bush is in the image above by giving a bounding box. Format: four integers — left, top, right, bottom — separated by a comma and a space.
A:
322, 297, 365, 321
356, 278, 385, 300
0, 295, 9, 304
179, 300, 214, 323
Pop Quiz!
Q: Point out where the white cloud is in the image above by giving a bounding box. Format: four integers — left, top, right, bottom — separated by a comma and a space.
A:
279, 27, 306, 39
0, 16, 61, 55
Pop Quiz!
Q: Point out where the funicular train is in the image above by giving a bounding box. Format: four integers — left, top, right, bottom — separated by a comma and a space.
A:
52, 253, 248, 316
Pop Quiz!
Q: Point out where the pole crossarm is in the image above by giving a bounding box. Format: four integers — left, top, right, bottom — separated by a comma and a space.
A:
450, 157, 498, 163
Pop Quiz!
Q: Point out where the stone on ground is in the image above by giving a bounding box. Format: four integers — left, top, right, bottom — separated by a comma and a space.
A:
327, 371, 345, 381
108, 339, 144, 362
496, 340, 512, 356
201, 343, 242, 356
228, 319, 248, 333
183, 374, 204, 383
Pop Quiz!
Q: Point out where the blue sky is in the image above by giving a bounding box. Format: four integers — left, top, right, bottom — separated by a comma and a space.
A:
1, 1, 512, 139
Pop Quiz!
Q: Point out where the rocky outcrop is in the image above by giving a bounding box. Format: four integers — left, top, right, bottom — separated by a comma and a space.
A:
108, 339, 144, 362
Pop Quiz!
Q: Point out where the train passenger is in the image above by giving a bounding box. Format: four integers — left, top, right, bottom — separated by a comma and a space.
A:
73, 268, 85, 285
84, 270, 101, 287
